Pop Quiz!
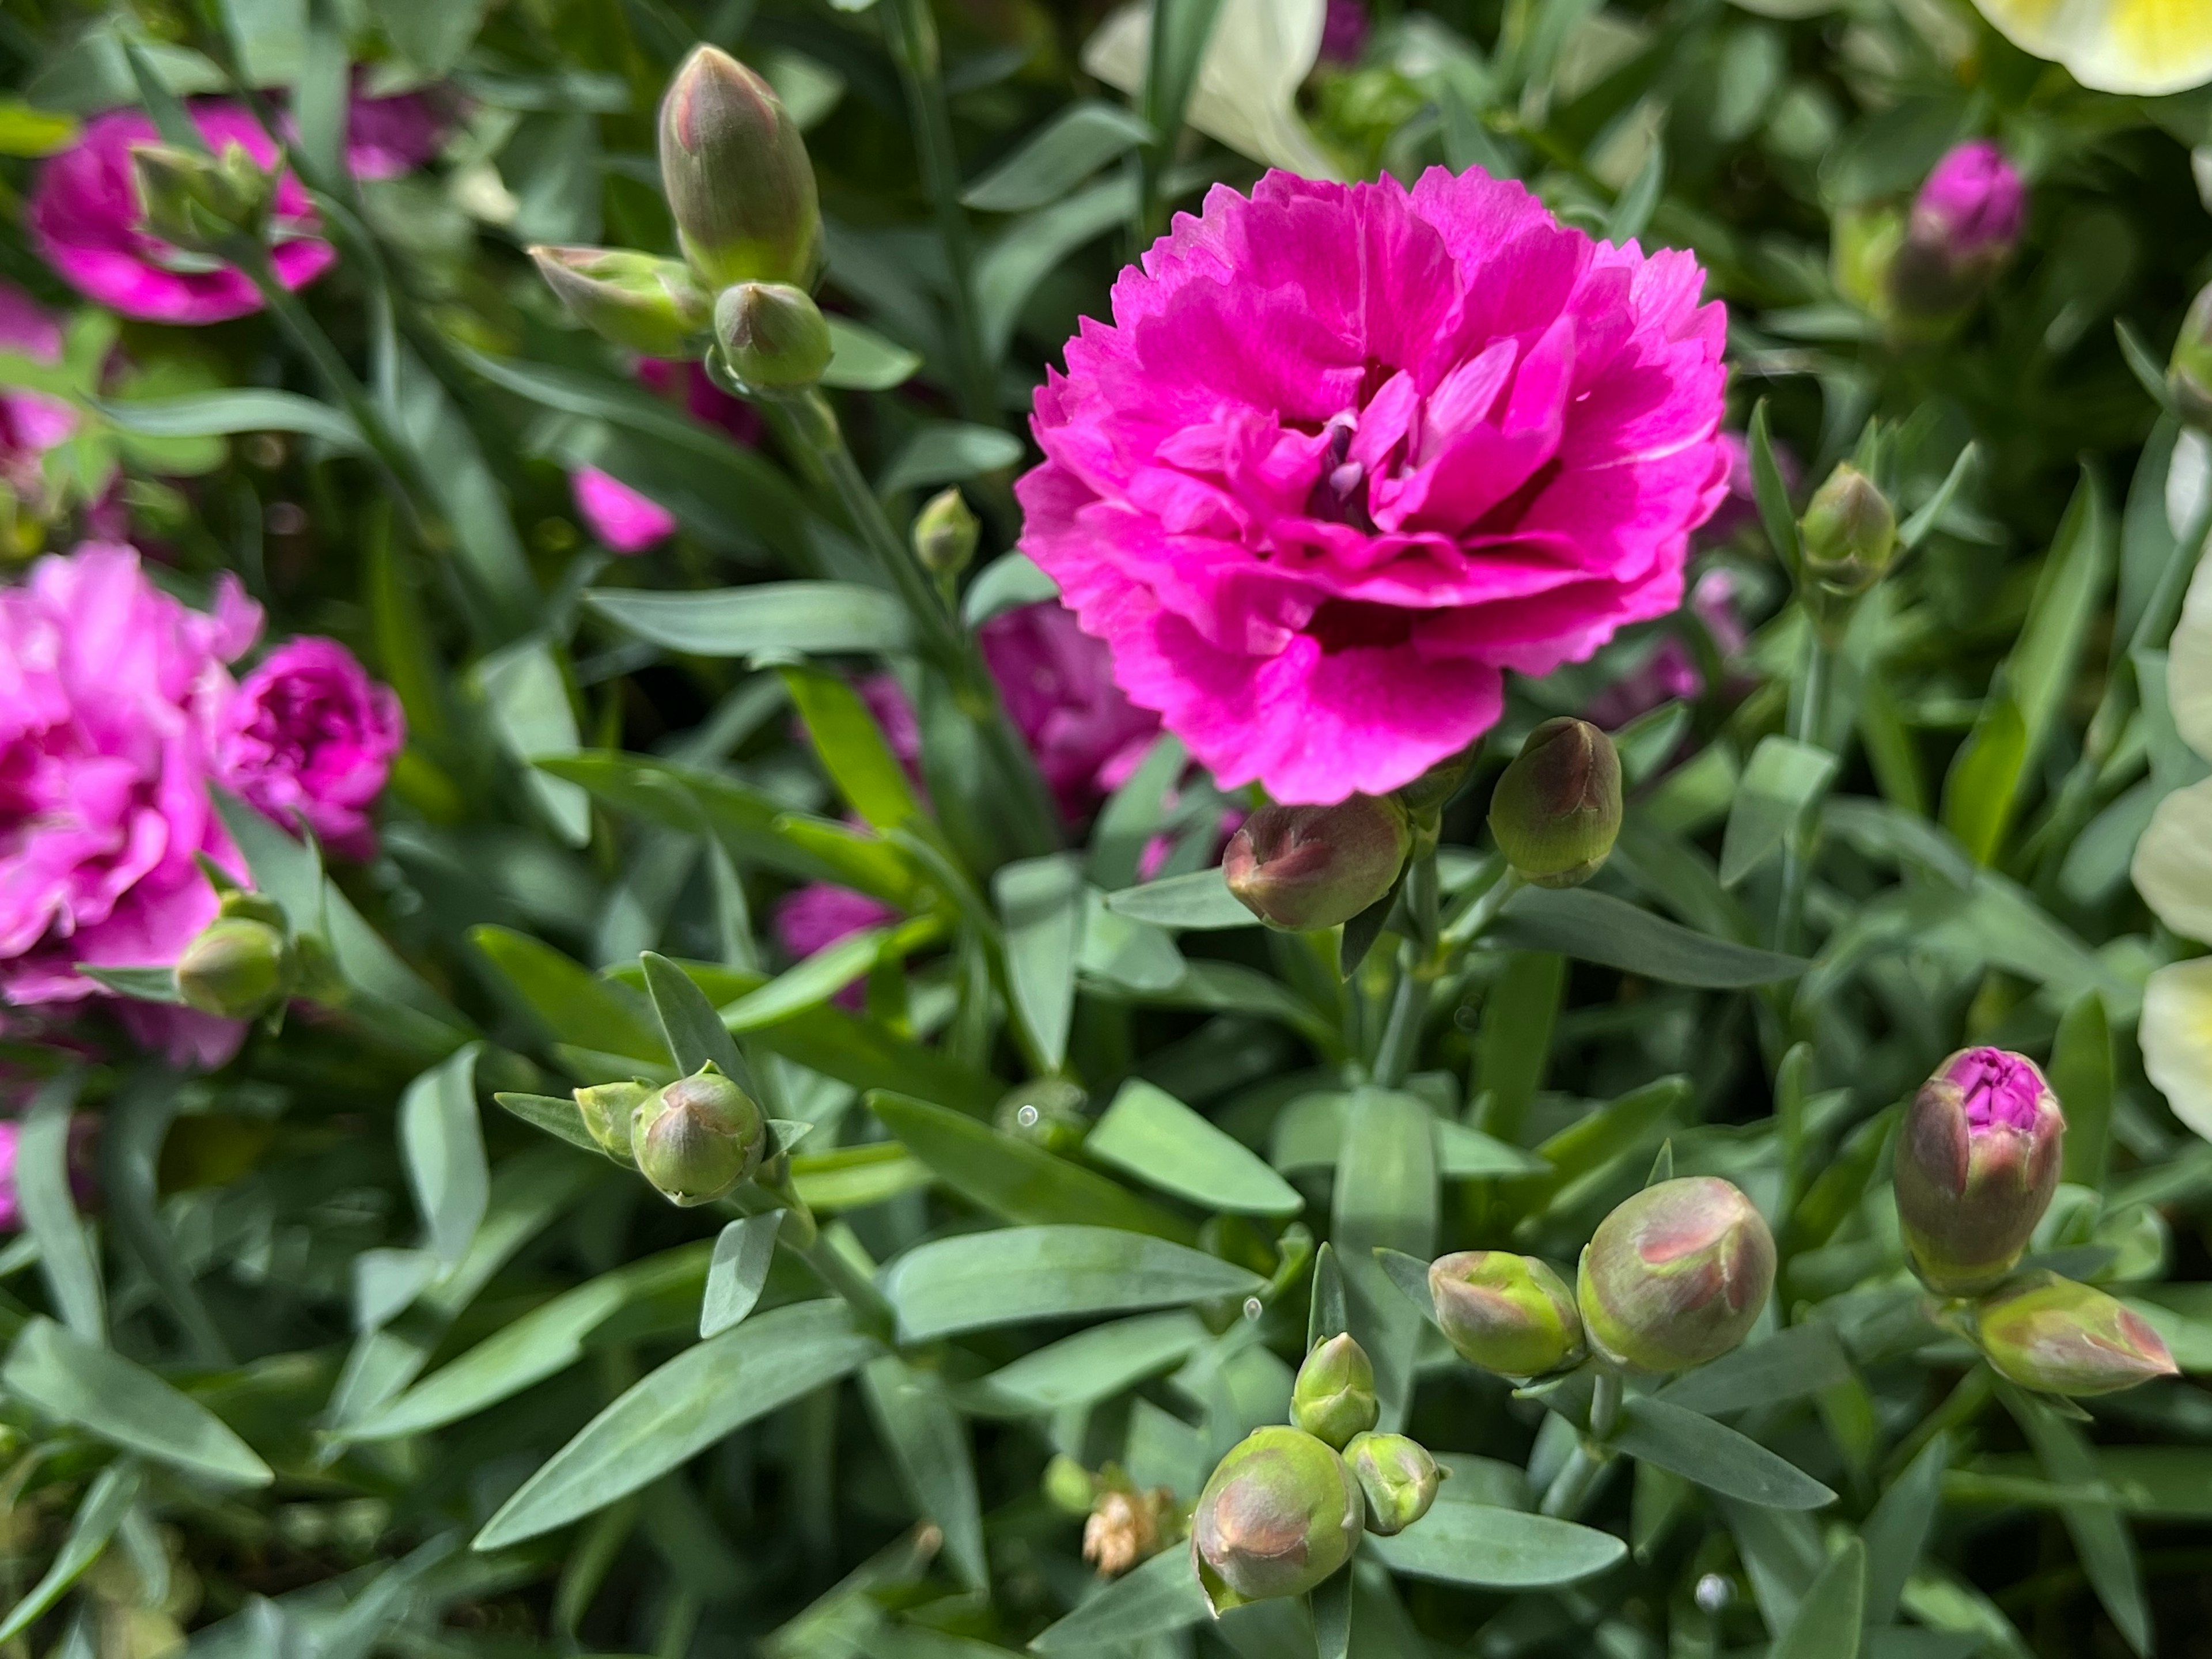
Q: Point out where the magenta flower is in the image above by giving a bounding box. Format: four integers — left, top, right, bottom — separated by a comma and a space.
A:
1895, 1047, 2065, 1296
572, 466, 678, 554
1320, 0, 1372, 63
774, 884, 899, 961
0, 282, 77, 510
980, 601, 1161, 821
1018, 169, 1731, 804
1585, 569, 1745, 729
216, 637, 404, 862
0, 543, 258, 1033
29, 103, 334, 326
342, 88, 449, 181
637, 358, 764, 446
1911, 141, 2025, 266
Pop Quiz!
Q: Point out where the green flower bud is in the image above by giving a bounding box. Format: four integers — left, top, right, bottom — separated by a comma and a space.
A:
713, 282, 834, 395
1974, 1272, 2178, 1397
1043, 1453, 1097, 1516
1578, 1177, 1776, 1373
2170, 281, 2212, 430
630, 1062, 766, 1206
531, 245, 712, 358
912, 487, 980, 577
1223, 797, 1411, 931
131, 140, 272, 252
1342, 1431, 1442, 1536
1290, 1334, 1378, 1449
1428, 1251, 1585, 1378
658, 46, 822, 290
1798, 464, 1897, 600
175, 915, 293, 1020
573, 1080, 652, 1165
1895, 1047, 2065, 1297
1191, 1426, 1362, 1612
1487, 718, 1622, 889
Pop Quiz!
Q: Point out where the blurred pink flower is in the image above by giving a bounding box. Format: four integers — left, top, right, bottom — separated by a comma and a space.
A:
0, 543, 258, 1047
572, 466, 678, 554
0, 282, 76, 509
979, 600, 1160, 821
29, 103, 335, 325
217, 637, 404, 861
774, 884, 899, 961
343, 87, 449, 181
1585, 568, 1745, 729
1018, 168, 1730, 804
1320, 0, 1371, 62
1911, 141, 2025, 268
637, 358, 764, 446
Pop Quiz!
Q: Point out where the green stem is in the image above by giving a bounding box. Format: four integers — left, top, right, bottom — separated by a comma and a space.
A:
1370, 849, 1442, 1088
781, 391, 1061, 857
1775, 620, 1834, 955
1590, 1370, 1623, 1440
726, 1183, 896, 1344
878, 0, 998, 427
1539, 1444, 1602, 1518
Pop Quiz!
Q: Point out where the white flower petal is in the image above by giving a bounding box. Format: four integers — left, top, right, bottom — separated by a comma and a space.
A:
2133, 777, 2212, 942
2142, 956, 2212, 1142
1082, 0, 1340, 181
1973, 0, 2212, 97
2169, 520, 2212, 764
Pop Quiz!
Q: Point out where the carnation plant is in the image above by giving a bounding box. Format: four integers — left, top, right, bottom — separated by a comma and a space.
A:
2, 0, 2211, 1655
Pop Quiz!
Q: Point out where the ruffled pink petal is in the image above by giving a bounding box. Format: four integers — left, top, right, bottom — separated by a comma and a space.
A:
571, 467, 678, 553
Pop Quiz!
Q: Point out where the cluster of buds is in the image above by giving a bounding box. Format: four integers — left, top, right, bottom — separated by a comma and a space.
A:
1224, 796, 1411, 931
1895, 1048, 2179, 1397
532, 47, 831, 398
129, 140, 275, 255
175, 891, 296, 1021
1192, 1332, 1441, 1612
1836, 140, 2025, 342
573, 1062, 766, 1207
1487, 718, 1622, 890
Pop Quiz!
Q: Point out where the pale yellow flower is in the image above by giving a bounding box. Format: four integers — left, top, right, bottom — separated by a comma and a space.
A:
2143, 957, 2212, 1142
1973, 0, 2212, 97
1083, 0, 1342, 181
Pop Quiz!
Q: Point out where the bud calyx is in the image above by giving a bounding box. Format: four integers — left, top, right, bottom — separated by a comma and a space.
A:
1487, 718, 1622, 889
631, 1062, 766, 1206
1223, 797, 1411, 931
1290, 1334, 1379, 1450
532, 245, 711, 358
1191, 1426, 1362, 1612
659, 46, 822, 290
1974, 1272, 2178, 1397
1429, 1251, 1585, 1378
1578, 1177, 1776, 1373
1342, 1431, 1442, 1537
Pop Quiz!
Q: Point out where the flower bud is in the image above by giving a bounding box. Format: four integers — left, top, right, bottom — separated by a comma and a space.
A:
1798, 464, 1897, 600
630, 1062, 766, 1206
1342, 1431, 1442, 1536
1895, 1047, 2065, 1297
1223, 796, 1411, 931
913, 487, 980, 577
1888, 141, 2025, 324
1429, 1251, 1585, 1377
531, 245, 712, 358
1578, 1177, 1776, 1373
175, 912, 293, 1020
713, 282, 834, 395
1191, 1426, 1362, 1612
1043, 1453, 1097, 1516
2169, 281, 2212, 430
132, 140, 276, 253
658, 46, 822, 289
1487, 718, 1622, 889
1974, 1272, 2178, 1397
572, 1080, 651, 1165
1290, 1334, 1378, 1449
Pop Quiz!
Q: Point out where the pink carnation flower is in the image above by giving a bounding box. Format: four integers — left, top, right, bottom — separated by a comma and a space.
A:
980, 600, 1160, 821
1018, 169, 1731, 804
29, 103, 335, 326
572, 467, 678, 554
217, 637, 404, 861
0, 543, 260, 1059
342, 87, 449, 181
0, 283, 77, 510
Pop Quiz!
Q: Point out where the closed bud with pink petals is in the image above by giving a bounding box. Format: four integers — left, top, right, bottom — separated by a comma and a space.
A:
1896, 1047, 2065, 1296
1974, 1272, 2177, 1397
1578, 1177, 1775, 1373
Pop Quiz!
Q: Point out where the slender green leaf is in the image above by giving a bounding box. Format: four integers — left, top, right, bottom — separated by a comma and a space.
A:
641, 951, 752, 1090
2052, 992, 2114, 1189
960, 101, 1156, 211
821, 316, 922, 391
475, 1301, 878, 1550
494, 1092, 608, 1156
1864, 1433, 1950, 1627
18, 1073, 101, 1342
1494, 887, 1807, 987
4, 1317, 270, 1486
960, 551, 1060, 628
1720, 737, 1838, 888
1772, 1537, 1865, 1659
1085, 1080, 1301, 1217
1369, 1499, 1626, 1588
1656, 1323, 1854, 1416
0, 1460, 141, 1643
782, 663, 927, 832
1611, 1395, 1836, 1510
700, 1214, 782, 1339
400, 1044, 488, 1269
475, 641, 589, 845
1999, 1381, 2151, 1657
881, 1225, 1264, 1341
1104, 868, 1254, 931
995, 853, 1085, 1070
1749, 401, 1804, 573
880, 423, 1025, 495
963, 1311, 1211, 1415
584, 583, 912, 659
869, 1091, 1192, 1241
95, 390, 363, 452
471, 926, 663, 1063
1029, 1545, 1208, 1650
1335, 1088, 1437, 1430
860, 1356, 987, 1589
